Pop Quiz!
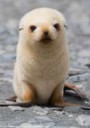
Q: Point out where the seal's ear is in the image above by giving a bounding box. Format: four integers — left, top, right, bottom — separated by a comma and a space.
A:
64, 24, 68, 29
19, 28, 23, 31
19, 19, 24, 31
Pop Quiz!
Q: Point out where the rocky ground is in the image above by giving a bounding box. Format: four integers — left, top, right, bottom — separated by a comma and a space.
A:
0, 0, 90, 127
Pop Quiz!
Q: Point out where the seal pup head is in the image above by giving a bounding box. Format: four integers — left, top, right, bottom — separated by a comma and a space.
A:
19, 8, 67, 46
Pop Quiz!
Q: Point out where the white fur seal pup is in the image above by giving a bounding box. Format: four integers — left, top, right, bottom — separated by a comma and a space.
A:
0, 8, 89, 109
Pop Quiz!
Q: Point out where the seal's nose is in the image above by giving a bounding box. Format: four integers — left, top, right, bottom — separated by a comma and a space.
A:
44, 31, 49, 36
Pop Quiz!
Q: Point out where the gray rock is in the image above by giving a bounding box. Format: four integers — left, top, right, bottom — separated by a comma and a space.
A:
17, 123, 44, 128
69, 67, 86, 76
8, 106, 24, 111
33, 106, 49, 115
52, 126, 65, 128
64, 106, 82, 112
76, 115, 90, 126
17, 119, 55, 128
35, 116, 52, 122
68, 73, 90, 82
53, 110, 67, 115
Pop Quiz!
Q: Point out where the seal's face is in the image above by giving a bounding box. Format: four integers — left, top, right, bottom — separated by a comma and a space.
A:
28, 22, 60, 44
19, 8, 66, 45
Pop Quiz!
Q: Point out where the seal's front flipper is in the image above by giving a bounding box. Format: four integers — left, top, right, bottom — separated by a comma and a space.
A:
0, 100, 32, 107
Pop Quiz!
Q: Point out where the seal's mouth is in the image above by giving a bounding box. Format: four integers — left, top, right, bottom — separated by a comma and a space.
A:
40, 37, 53, 43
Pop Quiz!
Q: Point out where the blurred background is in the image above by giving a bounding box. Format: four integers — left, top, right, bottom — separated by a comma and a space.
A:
0, 0, 90, 91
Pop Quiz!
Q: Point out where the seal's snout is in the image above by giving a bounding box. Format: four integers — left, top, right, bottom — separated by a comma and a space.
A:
41, 30, 52, 42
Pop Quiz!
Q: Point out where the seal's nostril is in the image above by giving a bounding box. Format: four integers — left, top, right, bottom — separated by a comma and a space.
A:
44, 31, 49, 36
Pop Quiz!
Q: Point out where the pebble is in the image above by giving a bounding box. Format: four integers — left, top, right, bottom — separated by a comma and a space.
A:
17, 119, 55, 128
78, 50, 90, 58
53, 110, 67, 115
68, 73, 90, 82
52, 126, 79, 128
8, 106, 24, 111
76, 115, 90, 126
0, 77, 12, 83
69, 67, 86, 76
33, 106, 49, 115
64, 106, 82, 112
17, 123, 44, 128
35, 116, 52, 122
68, 114, 73, 118
85, 64, 90, 68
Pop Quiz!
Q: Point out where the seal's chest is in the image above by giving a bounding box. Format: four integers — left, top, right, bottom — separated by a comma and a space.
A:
26, 58, 62, 104
34, 79, 58, 104
30, 61, 65, 104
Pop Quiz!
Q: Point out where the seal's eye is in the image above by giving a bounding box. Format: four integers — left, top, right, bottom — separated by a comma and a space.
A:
53, 23, 60, 31
30, 25, 37, 32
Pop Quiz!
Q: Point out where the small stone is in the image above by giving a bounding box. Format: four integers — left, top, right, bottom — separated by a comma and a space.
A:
45, 107, 63, 111
8, 106, 24, 111
64, 106, 82, 112
44, 122, 55, 127
68, 73, 90, 82
69, 127, 79, 128
54, 110, 67, 115
76, 115, 90, 126
4, 70, 13, 77
0, 69, 4, 76
35, 116, 52, 122
0, 77, 12, 83
85, 101, 89, 104
17, 122, 55, 128
0, 50, 5, 55
85, 64, 90, 68
33, 106, 49, 115
68, 114, 73, 118
78, 50, 90, 58
69, 68, 85, 76
52, 126, 78, 128
17, 123, 43, 128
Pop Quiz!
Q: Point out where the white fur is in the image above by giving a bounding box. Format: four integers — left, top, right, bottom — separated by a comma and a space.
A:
13, 8, 69, 104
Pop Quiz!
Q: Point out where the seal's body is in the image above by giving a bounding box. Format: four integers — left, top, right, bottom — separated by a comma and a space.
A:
13, 8, 69, 105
